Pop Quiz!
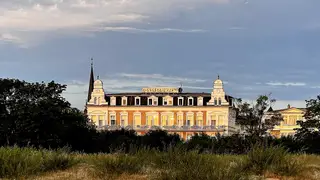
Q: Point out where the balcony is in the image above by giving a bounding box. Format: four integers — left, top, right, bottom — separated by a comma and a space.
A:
97, 125, 232, 132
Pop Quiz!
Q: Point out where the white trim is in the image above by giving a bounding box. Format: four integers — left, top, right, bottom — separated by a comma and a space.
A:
121, 96, 128, 106
177, 112, 184, 126
163, 95, 173, 106
146, 112, 159, 126
135, 96, 141, 106
160, 112, 174, 126
197, 96, 203, 106
109, 112, 116, 126
110, 96, 116, 106
120, 111, 128, 126
196, 112, 203, 126
178, 96, 184, 106
133, 112, 141, 127
188, 97, 194, 106
186, 112, 194, 126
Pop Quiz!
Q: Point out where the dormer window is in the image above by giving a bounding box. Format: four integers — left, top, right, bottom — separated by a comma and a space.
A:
110, 96, 116, 106
188, 97, 194, 106
214, 98, 217, 105
148, 96, 158, 106
178, 97, 183, 106
122, 96, 127, 106
218, 98, 222, 105
163, 99, 168, 105
135, 97, 141, 106
197, 97, 203, 106
163, 95, 173, 106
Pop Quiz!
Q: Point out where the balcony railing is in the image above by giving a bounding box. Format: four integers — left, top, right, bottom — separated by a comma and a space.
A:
96, 125, 233, 132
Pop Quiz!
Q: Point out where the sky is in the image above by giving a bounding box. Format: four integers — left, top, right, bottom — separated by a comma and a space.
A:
1, 0, 320, 110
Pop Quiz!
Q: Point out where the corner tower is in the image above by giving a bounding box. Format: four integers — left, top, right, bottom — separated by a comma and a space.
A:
207, 75, 229, 106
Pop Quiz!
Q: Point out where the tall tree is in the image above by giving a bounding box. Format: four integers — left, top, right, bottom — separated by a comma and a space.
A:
235, 95, 283, 138
0, 78, 96, 151
295, 95, 320, 153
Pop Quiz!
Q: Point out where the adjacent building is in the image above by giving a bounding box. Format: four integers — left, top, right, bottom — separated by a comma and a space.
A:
269, 105, 306, 137
85, 63, 238, 140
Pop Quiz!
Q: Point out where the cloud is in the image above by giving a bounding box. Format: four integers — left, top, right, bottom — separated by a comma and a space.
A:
265, 82, 306, 87
117, 73, 207, 83
0, 0, 228, 45
228, 27, 246, 30
98, 27, 207, 33
0, 33, 21, 43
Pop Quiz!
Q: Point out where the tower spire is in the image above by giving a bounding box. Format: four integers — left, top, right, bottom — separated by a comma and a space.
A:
87, 58, 94, 102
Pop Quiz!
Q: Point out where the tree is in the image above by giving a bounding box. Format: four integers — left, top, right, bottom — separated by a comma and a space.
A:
295, 95, 320, 153
0, 78, 96, 151
235, 95, 283, 139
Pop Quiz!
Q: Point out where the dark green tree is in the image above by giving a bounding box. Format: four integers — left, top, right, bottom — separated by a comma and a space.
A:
295, 95, 320, 153
235, 95, 283, 139
0, 78, 96, 151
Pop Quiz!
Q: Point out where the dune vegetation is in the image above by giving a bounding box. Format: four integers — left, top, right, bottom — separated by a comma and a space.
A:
0, 145, 319, 180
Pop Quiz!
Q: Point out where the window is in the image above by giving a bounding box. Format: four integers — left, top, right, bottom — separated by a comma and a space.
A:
197, 97, 203, 106
94, 97, 97, 104
214, 98, 217, 105
122, 97, 127, 106
211, 120, 216, 126
177, 114, 183, 126
98, 120, 103, 127
110, 115, 116, 125
178, 97, 183, 106
135, 97, 140, 106
188, 97, 193, 106
148, 99, 153, 105
120, 114, 128, 127
110, 97, 116, 106
218, 98, 222, 105
134, 114, 141, 127
197, 113, 203, 126
163, 99, 168, 105
186, 120, 190, 126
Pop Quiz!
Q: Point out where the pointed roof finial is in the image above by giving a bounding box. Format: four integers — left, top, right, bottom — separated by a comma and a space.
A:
218, 74, 220, 79
91, 58, 93, 67
97, 75, 100, 79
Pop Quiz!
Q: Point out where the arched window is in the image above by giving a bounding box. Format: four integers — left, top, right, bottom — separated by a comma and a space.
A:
218, 98, 222, 105
214, 98, 217, 105
94, 97, 97, 104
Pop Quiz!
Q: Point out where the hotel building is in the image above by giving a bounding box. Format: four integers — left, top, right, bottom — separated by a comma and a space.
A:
85, 63, 238, 140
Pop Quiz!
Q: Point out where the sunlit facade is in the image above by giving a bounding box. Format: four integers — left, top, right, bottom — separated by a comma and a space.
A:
85, 64, 238, 140
269, 105, 306, 137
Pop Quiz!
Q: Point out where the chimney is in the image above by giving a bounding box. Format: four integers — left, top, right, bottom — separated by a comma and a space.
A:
287, 104, 291, 109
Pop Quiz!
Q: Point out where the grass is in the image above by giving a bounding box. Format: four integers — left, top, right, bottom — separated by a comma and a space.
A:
0, 146, 77, 179
1, 146, 320, 180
